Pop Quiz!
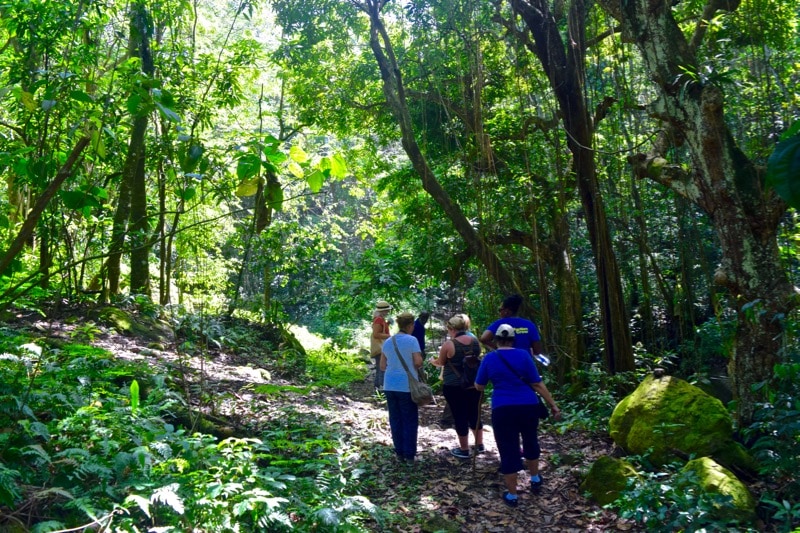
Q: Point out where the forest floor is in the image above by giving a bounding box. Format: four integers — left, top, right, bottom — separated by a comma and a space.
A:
18, 313, 641, 532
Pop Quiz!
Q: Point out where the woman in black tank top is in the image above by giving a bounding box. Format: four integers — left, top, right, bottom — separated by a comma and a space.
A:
433, 314, 484, 459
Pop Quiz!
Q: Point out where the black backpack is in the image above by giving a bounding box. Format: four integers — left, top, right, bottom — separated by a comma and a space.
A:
450, 334, 481, 389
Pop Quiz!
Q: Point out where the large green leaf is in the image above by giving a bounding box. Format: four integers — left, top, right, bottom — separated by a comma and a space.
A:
236, 178, 261, 197
306, 169, 324, 193
289, 145, 308, 163
181, 144, 204, 173
126, 92, 154, 117
155, 101, 181, 123
319, 154, 348, 179
59, 190, 101, 211
330, 154, 348, 178
69, 90, 94, 103
766, 131, 800, 209
236, 154, 262, 181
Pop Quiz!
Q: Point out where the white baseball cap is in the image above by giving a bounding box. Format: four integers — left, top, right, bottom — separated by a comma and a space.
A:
496, 324, 516, 338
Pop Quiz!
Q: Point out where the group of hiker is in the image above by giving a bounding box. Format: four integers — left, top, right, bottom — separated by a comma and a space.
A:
370, 295, 561, 508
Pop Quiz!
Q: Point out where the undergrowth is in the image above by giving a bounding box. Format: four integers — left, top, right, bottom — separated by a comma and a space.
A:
0, 319, 378, 532
2, 308, 797, 532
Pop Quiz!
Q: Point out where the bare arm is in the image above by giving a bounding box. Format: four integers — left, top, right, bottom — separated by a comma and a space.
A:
532, 381, 562, 420
531, 340, 544, 355
380, 352, 387, 371
479, 329, 495, 350
432, 340, 454, 367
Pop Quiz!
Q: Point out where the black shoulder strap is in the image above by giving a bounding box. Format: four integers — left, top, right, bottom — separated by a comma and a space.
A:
496, 351, 533, 388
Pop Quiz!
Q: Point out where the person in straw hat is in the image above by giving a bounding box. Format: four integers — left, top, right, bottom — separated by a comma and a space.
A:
371, 300, 392, 389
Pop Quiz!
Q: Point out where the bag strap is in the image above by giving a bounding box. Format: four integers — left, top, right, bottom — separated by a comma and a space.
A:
496, 351, 535, 391
392, 336, 418, 381
447, 360, 463, 378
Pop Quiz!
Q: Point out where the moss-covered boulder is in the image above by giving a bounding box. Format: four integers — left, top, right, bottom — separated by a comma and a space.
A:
609, 374, 752, 470
580, 455, 639, 506
682, 457, 756, 523
95, 306, 174, 344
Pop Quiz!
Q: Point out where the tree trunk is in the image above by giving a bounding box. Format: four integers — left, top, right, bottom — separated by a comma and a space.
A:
128, 2, 154, 297
599, 0, 795, 424
0, 136, 90, 278
107, 172, 131, 297
361, 0, 522, 296
630, 178, 656, 349
551, 205, 585, 382
127, 116, 150, 295
509, 0, 634, 372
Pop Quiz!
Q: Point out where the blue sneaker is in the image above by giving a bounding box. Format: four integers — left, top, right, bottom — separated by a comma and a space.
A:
530, 475, 543, 494
502, 491, 518, 508
450, 447, 470, 459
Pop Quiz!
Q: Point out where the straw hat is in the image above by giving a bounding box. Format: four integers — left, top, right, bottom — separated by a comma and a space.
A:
375, 300, 392, 312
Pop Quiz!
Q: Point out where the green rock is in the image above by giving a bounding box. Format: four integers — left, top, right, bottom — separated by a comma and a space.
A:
95, 306, 174, 343
609, 374, 750, 469
682, 457, 756, 523
580, 455, 639, 506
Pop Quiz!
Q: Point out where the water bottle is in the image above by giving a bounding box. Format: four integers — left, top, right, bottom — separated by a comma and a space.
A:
534, 353, 551, 367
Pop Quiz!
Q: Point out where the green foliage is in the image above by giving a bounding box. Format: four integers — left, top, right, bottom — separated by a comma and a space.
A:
69, 321, 103, 343
305, 344, 368, 390
744, 357, 800, 529
612, 464, 755, 532
766, 126, 800, 209
682, 316, 736, 375
558, 364, 638, 433
0, 328, 377, 532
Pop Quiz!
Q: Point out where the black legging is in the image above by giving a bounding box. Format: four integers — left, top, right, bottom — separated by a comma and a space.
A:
442, 385, 482, 437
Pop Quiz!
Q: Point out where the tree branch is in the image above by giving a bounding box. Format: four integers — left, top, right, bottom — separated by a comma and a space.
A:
0, 136, 91, 277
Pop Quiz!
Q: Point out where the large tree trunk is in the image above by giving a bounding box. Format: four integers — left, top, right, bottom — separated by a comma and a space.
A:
107, 172, 131, 297
630, 178, 656, 349
128, 2, 154, 296
599, 0, 794, 424
127, 115, 150, 295
551, 204, 585, 381
360, 0, 522, 296
509, 0, 634, 372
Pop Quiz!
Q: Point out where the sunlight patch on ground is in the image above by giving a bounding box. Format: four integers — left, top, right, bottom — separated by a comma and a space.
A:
289, 324, 329, 351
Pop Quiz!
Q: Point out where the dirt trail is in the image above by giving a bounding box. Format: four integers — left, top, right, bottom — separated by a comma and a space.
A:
27, 316, 635, 532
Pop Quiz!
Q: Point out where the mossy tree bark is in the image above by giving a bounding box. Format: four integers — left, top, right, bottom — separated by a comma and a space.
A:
598, 0, 795, 424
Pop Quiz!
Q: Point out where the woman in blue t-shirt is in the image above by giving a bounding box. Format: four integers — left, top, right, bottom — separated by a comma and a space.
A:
380, 312, 423, 463
479, 293, 544, 356
475, 324, 561, 508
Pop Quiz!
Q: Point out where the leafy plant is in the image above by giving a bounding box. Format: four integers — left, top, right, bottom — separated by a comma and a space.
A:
766, 124, 800, 209
744, 357, 800, 530
559, 364, 637, 432
612, 465, 755, 532
305, 344, 367, 389
69, 321, 103, 343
